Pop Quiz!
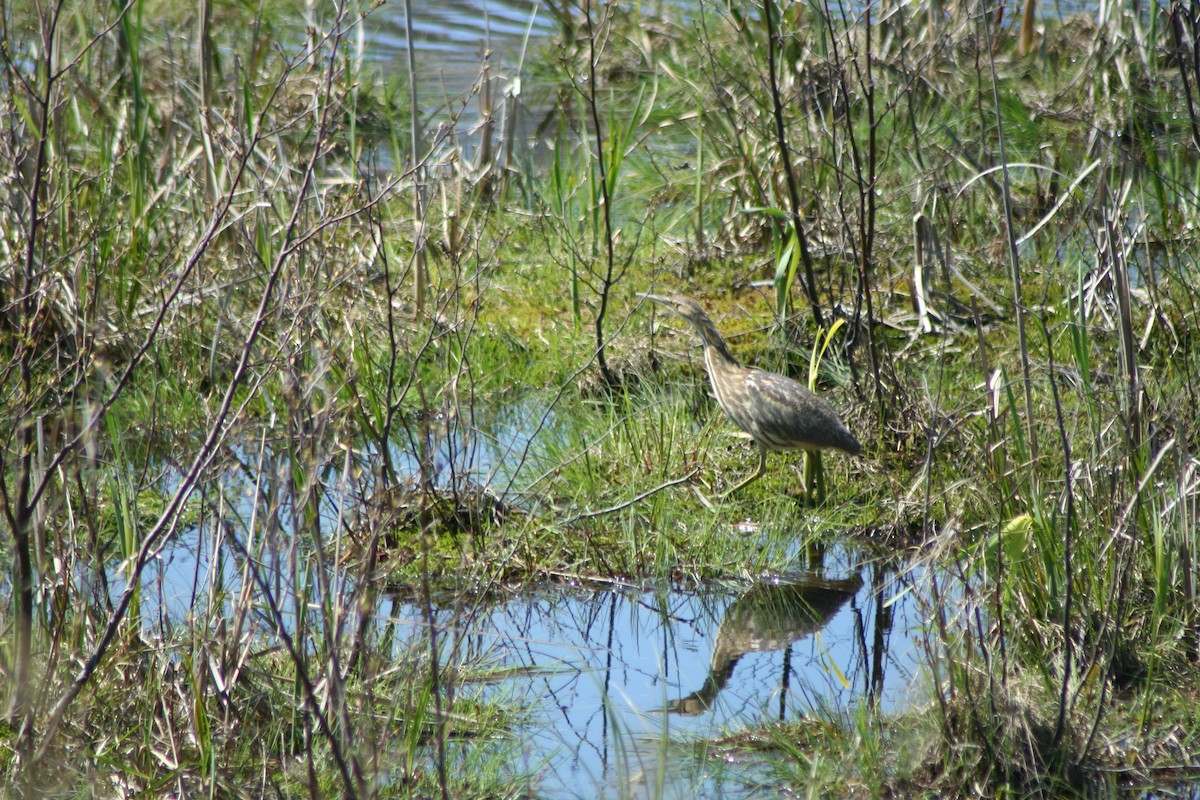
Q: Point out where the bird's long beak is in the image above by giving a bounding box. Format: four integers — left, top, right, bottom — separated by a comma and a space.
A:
638, 292, 671, 305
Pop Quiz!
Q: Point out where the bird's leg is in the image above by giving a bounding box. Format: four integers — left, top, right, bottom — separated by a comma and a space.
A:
720, 442, 767, 498
815, 452, 826, 503
801, 450, 826, 504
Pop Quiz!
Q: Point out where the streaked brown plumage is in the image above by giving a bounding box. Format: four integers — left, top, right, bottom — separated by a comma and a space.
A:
642, 293, 861, 495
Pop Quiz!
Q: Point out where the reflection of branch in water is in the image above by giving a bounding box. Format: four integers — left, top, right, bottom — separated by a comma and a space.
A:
668, 575, 862, 716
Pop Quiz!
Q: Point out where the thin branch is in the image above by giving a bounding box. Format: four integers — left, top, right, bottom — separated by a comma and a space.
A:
559, 468, 701, 525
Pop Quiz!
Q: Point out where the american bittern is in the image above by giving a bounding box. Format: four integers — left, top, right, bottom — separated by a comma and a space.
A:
642, 294, 861, 497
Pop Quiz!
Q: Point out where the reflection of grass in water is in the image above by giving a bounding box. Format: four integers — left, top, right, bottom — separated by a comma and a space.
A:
459, 579, 878, 799
3, 0, 1200, 795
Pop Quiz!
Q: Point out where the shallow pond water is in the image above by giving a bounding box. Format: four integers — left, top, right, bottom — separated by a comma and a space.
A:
369, 0, 554, 94
134, 501, 923, 797
363, 0, 1112, 110
373, 544, 921, 796
112, 379, 930, 796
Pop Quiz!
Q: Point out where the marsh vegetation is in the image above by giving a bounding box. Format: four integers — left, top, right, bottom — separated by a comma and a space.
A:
2, 0, 1199, 796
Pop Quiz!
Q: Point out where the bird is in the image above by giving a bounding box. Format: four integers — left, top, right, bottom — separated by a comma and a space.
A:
641, 293, 862, 499
668, 574, 862, 714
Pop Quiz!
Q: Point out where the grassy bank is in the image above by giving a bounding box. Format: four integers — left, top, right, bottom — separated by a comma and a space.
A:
1, 0, 1199, 796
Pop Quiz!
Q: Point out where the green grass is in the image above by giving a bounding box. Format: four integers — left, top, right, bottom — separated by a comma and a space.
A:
2, 0, 1200, 796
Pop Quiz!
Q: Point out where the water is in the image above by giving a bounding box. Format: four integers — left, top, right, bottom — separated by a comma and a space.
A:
361, 0, 1119, 109
364, 0, 559, 154
368, 0, 553, 89
389, 551, 924, 797
105, 377, 930, 796
354, 0, 1130, 180
135, 493, 924, 798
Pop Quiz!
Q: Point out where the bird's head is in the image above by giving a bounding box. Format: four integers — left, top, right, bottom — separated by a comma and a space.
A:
639, 292, 735, 358
639, 293, 710, 327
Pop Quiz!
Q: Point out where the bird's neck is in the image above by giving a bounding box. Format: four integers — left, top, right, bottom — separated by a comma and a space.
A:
695, 319, 740, 369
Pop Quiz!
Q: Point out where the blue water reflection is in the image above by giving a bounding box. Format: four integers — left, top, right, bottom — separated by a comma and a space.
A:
387, 547, 923, 798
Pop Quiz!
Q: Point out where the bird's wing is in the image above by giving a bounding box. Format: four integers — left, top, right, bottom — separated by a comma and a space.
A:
741, 369, 840, 449
744, 369, 824, 411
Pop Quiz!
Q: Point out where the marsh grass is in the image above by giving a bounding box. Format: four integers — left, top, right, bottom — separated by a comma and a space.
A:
3, 0, 1200, 795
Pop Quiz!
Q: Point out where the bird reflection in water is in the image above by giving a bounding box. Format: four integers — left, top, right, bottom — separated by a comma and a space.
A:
668, 574, 862, 716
